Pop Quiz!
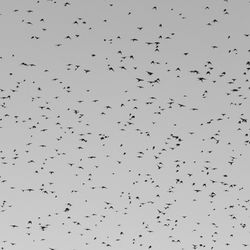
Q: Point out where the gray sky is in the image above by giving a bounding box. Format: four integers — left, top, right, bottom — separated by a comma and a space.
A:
0, 0, 250, 249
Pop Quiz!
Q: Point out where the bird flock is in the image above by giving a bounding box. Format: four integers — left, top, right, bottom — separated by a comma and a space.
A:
0, 0, 250, 249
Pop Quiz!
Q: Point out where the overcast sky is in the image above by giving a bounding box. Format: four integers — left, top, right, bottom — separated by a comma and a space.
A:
0, 0, 250, 250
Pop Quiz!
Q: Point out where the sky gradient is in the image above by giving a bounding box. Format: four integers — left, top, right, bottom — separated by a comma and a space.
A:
0, 0, 250, 250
